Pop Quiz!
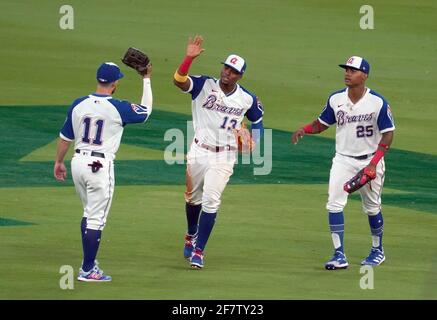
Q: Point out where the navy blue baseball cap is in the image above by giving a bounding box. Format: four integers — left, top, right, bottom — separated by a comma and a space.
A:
339, 56, 370, 74
96, 62, 124, 83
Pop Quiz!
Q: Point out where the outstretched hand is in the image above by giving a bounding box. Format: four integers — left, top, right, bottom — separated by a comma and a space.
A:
186, 35, 205, 59
291, 128, 306, 144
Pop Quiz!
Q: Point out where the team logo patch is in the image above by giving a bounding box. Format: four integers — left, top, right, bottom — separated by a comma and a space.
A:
230, 57, 238, 64
131, 104, 148, 115
387, 105, 394, 124
347, 57, 354, 64
256, 97, 264, 112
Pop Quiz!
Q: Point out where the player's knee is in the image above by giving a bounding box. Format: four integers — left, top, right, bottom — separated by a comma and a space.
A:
86, 219, 105, 231
363, 205, 381, 216
202, 194, 221, 213
186, 199, 202, 206
326, 203, 345, 213
185, 191, 202, 205
86, 211, 108, 230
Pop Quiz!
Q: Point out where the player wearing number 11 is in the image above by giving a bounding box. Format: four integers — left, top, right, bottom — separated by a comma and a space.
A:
54, 62, 153, 281
291, 56, 395, 270
173, 35, 264, 269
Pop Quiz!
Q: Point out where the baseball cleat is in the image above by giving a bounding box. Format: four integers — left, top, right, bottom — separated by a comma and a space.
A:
190, 248, 204, 269
325, 251, 349, 270
77, 264, 112, 282
184, 233, 197, 259
361, 248, 385, 266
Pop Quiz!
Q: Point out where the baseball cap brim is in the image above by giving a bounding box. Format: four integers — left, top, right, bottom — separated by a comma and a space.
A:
338, 64, 370, 74
97, 71, 124, 83
338, 64, 362, 71
221, 62, 243, 74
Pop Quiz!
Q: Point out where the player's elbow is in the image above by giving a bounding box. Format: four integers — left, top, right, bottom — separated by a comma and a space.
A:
136, 104, 152, 123
145, 106, 153, 122
173, 79, 190, 91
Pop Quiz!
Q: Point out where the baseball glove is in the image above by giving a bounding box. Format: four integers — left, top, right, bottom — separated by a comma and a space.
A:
234, 123, 255, 153
343, 167, 376, 194
121, 47, 150, 76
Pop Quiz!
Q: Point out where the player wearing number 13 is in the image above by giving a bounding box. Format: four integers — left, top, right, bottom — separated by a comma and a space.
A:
54, 62, 153, 281
291, 56, 395, 270
173, 35, 264, 269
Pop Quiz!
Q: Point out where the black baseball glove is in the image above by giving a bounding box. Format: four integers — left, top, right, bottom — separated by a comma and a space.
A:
343, 167, 376, 194
121, 47, 150, 76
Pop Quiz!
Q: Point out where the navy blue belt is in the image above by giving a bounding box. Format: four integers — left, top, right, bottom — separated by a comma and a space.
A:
343, 152, 375, 160
75, 149, 105, 158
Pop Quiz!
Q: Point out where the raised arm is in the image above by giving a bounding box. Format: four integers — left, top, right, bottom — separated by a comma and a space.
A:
173, 35, 205, 91
140, 63, 153, 115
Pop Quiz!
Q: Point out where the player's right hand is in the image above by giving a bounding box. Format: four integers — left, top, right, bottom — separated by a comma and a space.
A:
291, 128, 306, 144
186, 35, 205, 59
54, 162, 67, 181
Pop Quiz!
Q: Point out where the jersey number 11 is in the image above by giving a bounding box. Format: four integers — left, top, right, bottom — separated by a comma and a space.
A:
82, 117, 104, 145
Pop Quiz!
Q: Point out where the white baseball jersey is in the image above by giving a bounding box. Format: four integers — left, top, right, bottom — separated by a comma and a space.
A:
60, 93, 150, 156
318, 88, 395, 156
185, 75, 264, 147
59, 93, 151, 230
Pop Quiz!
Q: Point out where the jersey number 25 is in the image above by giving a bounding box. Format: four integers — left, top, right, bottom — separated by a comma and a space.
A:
356, 125, 373, 138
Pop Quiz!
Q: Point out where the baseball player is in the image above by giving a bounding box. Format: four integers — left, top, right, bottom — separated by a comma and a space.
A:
173, 35, 264, 269
292, 56, 395, 270
54, 61, 153, 281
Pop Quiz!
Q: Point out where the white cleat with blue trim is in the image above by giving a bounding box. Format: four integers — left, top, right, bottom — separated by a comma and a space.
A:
361, 248, 385, 266
77, 264, 112, 282
325, 251, 349, 270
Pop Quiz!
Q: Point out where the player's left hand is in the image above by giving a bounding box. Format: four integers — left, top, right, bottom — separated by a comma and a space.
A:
121, 47, 151, 76
54, 161, 67, 181
186, 35, 205, 59
143, 62, 152, 78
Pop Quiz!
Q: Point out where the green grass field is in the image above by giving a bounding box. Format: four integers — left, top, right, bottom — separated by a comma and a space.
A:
1, 0, 437, 300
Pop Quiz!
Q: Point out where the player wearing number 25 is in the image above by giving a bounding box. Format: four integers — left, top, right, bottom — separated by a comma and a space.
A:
54, 62, 153, 281
291, 56, 395, 270
173, 35, 264, 269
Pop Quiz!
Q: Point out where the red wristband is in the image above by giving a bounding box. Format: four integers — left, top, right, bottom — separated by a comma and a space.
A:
370, 149, 385, 166
378, 143, 389, 151
179, 56, 193, 74
303, 120, 322, 134
303, 124, 313, 134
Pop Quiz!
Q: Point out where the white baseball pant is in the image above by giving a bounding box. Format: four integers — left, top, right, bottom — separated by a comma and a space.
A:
327, 153, 385, 216
71, 151, 115, 230
184, 142, 236, 213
